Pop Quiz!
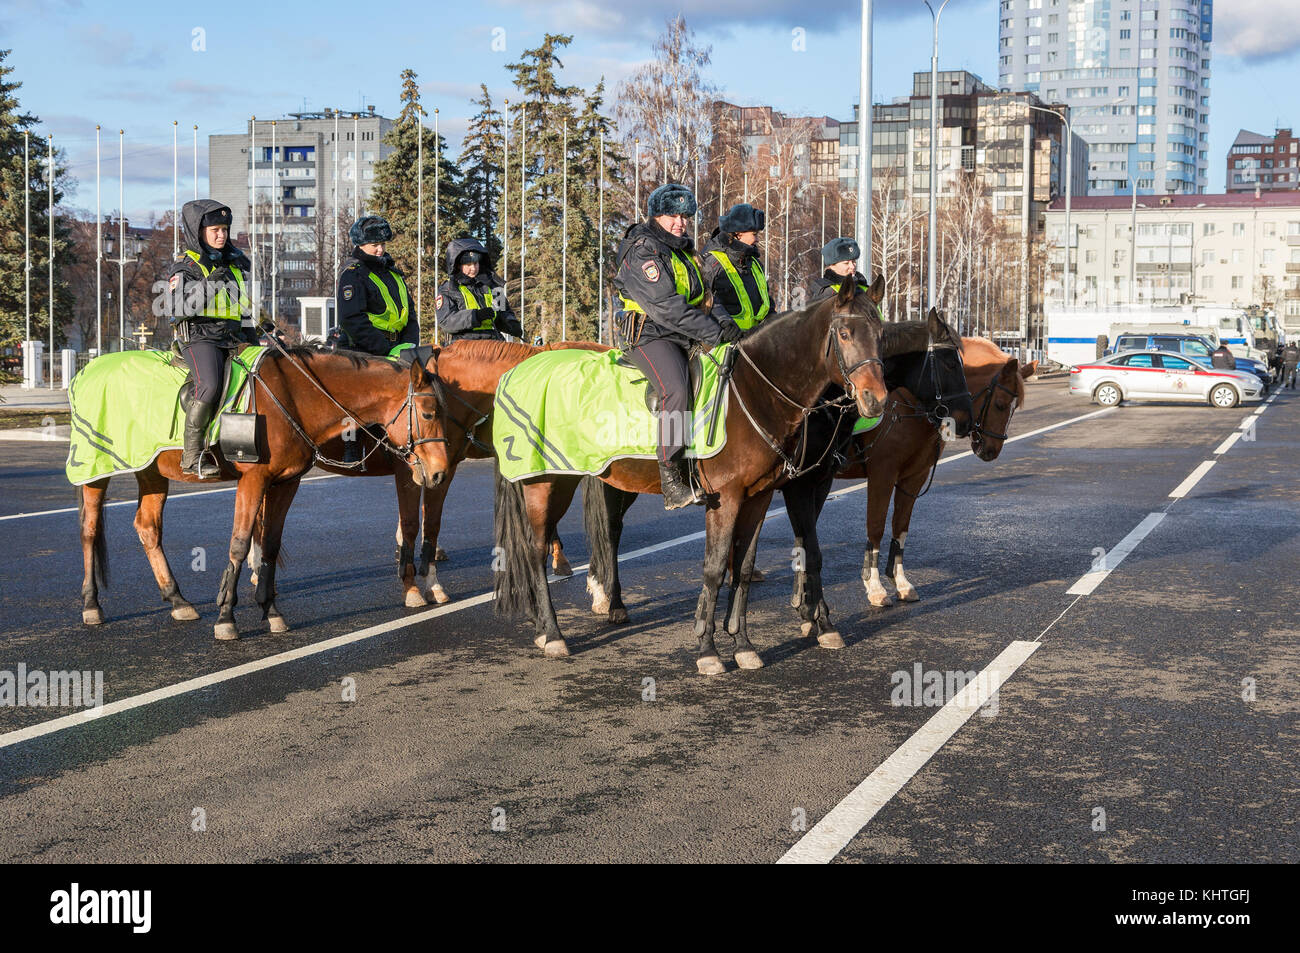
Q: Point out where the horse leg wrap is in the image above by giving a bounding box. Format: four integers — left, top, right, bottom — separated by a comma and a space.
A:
217, 560, 241, 615
418, 540, 436, 577
397, 541, 415, 582
254, 560, 274, 617
886, 538, 903, 577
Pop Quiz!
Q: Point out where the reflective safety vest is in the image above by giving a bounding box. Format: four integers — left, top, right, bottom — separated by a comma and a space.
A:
365, 270, 410, 335
184, 250, 250, 320
709, 250, 770, 330
829, 279, 870, 295
619, 248, 705, 313
457, 283, 496, 331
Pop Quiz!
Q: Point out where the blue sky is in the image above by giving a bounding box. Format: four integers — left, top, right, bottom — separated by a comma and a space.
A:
6, 0, 1300, 220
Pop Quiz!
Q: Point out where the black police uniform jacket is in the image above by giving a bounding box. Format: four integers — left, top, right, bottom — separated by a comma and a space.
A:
808, 268, 870, 304
613, 221, 721, 348
435, 237, 521, 339
336, 246, 418, 356
700, 229, 765, 334
163, 199, 258, 345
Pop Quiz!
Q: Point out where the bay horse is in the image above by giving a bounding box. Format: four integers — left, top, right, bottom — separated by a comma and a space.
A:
77, 349, 451, 640
779, 309, 975, 644
249, 339, 608, 608
853, 337, 1035, 607
494, 277, 889, 675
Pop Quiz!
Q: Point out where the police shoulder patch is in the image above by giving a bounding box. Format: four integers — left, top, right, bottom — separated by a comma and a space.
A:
642, 260, 661, 283
435, 294, 443, 310
343, 285, 354, 301
168, 274, 180, 290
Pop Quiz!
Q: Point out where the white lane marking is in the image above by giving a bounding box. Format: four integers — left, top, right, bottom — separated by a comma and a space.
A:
1213, 431, 1241, 455
1238, 416, 1255, 431
0, 404, 1112, 749
1168, 460, 1216, 499
1253, 405, 1267, 415
778, 639, 1040, 864
1065, 512, 1166, 596
0, 473, 340, 523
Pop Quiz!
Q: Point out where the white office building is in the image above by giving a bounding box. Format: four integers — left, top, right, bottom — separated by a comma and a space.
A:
998, 0, 1212, 196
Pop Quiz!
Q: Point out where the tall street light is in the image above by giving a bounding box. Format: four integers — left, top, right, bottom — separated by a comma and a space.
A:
1023, 102, 1073, 307
924, 0, 952, 311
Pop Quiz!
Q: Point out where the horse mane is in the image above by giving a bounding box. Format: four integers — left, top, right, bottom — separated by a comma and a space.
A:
961, 336, 1028, 406
443, 339, 541, 366
283, 345, 388, 371
881, 322, 931, 357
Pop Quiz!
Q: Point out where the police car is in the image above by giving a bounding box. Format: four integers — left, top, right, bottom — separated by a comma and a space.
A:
1069, 350, 1263, 408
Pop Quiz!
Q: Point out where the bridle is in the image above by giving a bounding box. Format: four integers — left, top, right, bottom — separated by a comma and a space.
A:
915, 340, 971, 428
970, 372, 1021, 444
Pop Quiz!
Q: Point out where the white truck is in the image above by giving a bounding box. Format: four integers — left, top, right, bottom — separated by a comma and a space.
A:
1046, 306, 1272, 367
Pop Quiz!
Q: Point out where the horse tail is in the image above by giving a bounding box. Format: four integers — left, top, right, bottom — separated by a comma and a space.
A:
78, 485, 110, 589
582, 476, 617, 598
492, 461, 538, 620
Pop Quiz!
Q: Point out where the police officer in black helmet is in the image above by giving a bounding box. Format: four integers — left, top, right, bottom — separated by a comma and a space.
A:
614, 183, 743, 510
334, 215, 416, 466
809, 237, 870, 303
164, 199, 258, 479
435, 237, 522, 342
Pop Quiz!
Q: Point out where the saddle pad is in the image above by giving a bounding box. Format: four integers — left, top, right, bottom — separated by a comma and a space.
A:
493, 344, 730, 482
65, 346, 268, 485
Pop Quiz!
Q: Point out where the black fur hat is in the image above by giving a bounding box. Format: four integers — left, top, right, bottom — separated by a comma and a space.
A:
647, 183, 697, 219
349, 216, 393, 246
719, 203, 764, 234
821, 237, 860, 268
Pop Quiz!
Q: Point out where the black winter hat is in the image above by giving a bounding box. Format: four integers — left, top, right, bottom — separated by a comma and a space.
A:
719, 203, 765, 234
647, 183, 697, 219
349, 216, 393, 246
199, 206, 233, 230
821, 237, 860, 268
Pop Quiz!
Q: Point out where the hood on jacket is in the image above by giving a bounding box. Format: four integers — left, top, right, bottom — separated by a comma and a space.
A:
445, 237, 493, 281
181, 199, 247, 268
706, 227, 759, 263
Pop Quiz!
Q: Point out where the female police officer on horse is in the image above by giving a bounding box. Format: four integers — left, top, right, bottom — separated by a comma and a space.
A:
615, 183, 743, 510
333, 215, 415, 466
809, 236, 870, 303
165, 199, 258, 479
701, 202, 770, 339
435, 237, 522, 343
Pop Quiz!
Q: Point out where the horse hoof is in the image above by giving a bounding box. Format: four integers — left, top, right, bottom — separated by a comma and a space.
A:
543, 638, 570, 658
82, 608, 104, 625
434, 547, 448, 562
170, 605, 200, 622
697, 655, 726, 676
735, 650, 764, 670
817, 631, 845, 649
429, 584, 450, 605
608, 607, 629, 625
866, 588, 894, 608
214, 622, 239, 641
897, 587, 920, 603
404, 589, 428, 608
249, 572, 259, 587
268, 615, 290, 634
748, 567, 766, 584
552, 559, 573, 577
799, 620, 815, 638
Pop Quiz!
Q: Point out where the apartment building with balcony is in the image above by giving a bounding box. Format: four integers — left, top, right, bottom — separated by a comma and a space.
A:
1226, 128, 1300, 194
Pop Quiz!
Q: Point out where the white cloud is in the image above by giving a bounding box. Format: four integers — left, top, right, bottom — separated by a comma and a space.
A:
1216, 1, 1300, 59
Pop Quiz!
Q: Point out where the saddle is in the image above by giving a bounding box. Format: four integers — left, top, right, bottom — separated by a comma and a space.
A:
617, 347, 712, 415
170, 340, 263, 463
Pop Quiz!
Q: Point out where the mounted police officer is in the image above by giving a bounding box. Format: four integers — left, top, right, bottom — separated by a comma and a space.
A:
164, 199, 257, 479
614, 183, 743, 510
701, 203, 770, 339
334, 215, 415, 466
809, 237, 870, 303
435, 237, 521, 342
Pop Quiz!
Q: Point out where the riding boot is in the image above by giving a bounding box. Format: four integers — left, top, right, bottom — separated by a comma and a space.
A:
181, 401, 220, 479
342, 435, 366, 471
659, 459, 702, 510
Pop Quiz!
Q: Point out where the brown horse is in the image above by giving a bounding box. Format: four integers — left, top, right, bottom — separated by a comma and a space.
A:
494, 278, 890, 675
852, 336, 1035, 606
252, 339, 609, 608
77, 349, 451, 640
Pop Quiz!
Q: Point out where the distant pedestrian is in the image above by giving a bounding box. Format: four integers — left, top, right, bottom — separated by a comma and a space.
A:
1210, 342, 1235, 371
1283, 342, 1299, 389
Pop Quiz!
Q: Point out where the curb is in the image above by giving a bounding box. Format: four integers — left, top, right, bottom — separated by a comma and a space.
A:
0, 425, 71, 442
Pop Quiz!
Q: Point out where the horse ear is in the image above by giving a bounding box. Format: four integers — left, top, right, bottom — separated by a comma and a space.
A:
1020, 360, 1038, 379
869, 273, 885, 304
410, 354, 428, 387
836, 275, 857, 309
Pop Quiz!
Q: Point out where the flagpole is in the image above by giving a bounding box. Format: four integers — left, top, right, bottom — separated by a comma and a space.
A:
271, 119, 277, 326
352, 114, 359, 221
172, 120, 179, 257
333, 111, 339, 292
598, 127, 605, 344
24, 131, 31, 368
118, 129, 125, 350
250, 117, 256, 319
96, 125, 102, 356
561, 119, 567, 341
434, 107, 440, 308
47, 134, 54, 389
502, 98, 509, 288
519, 103, 526, 333
417, 105, 423, 329
193, 124, 198, 200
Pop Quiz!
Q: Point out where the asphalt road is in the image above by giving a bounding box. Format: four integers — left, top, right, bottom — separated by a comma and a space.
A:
0, 378, 1296, 863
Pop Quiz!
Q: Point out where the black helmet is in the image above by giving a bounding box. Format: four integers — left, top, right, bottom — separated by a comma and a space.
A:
350, 216, 393, 246
821, 237, 860, 269
647, 183, 697, 219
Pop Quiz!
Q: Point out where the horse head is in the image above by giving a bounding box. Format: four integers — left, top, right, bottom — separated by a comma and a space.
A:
923, 308, 975, 438
969, 351, 1035, 461
828, 274, 889, 419
398, 353, 452, 488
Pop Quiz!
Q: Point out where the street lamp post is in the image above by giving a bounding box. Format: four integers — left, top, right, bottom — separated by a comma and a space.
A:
1023, 102, 1073, 307
923, 0, 951, 311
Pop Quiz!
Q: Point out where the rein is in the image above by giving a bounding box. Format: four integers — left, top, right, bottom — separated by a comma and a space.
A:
970, 372, 1021, 442
244, 334, 448, 471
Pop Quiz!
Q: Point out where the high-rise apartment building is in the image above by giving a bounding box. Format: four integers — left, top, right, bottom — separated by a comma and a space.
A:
1226, 129, 1300, 194
998, 0, 1212, 196
209, 107, 394, 319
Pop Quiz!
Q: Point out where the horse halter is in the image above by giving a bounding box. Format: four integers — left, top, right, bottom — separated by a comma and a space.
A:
970, 373, 1020, 443
826, 323, 884, 400
917, 340, 971, 428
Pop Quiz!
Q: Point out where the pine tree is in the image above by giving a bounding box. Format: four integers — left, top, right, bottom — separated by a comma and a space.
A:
0, 49, 75, 353
370, 68, 468, 341
458, 84, 503, 262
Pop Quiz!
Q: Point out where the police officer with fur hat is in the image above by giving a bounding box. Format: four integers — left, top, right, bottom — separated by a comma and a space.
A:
614, 183, 743, 510
164, 198, 258, 479
334, 215, 415, 466
435, 237, 521, 342
701, 202, 770, 339
809, 237, 870, 303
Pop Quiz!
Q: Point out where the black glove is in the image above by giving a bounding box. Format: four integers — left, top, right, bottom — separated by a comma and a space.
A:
717, 319, 745, 344
499, 315, 524, 338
